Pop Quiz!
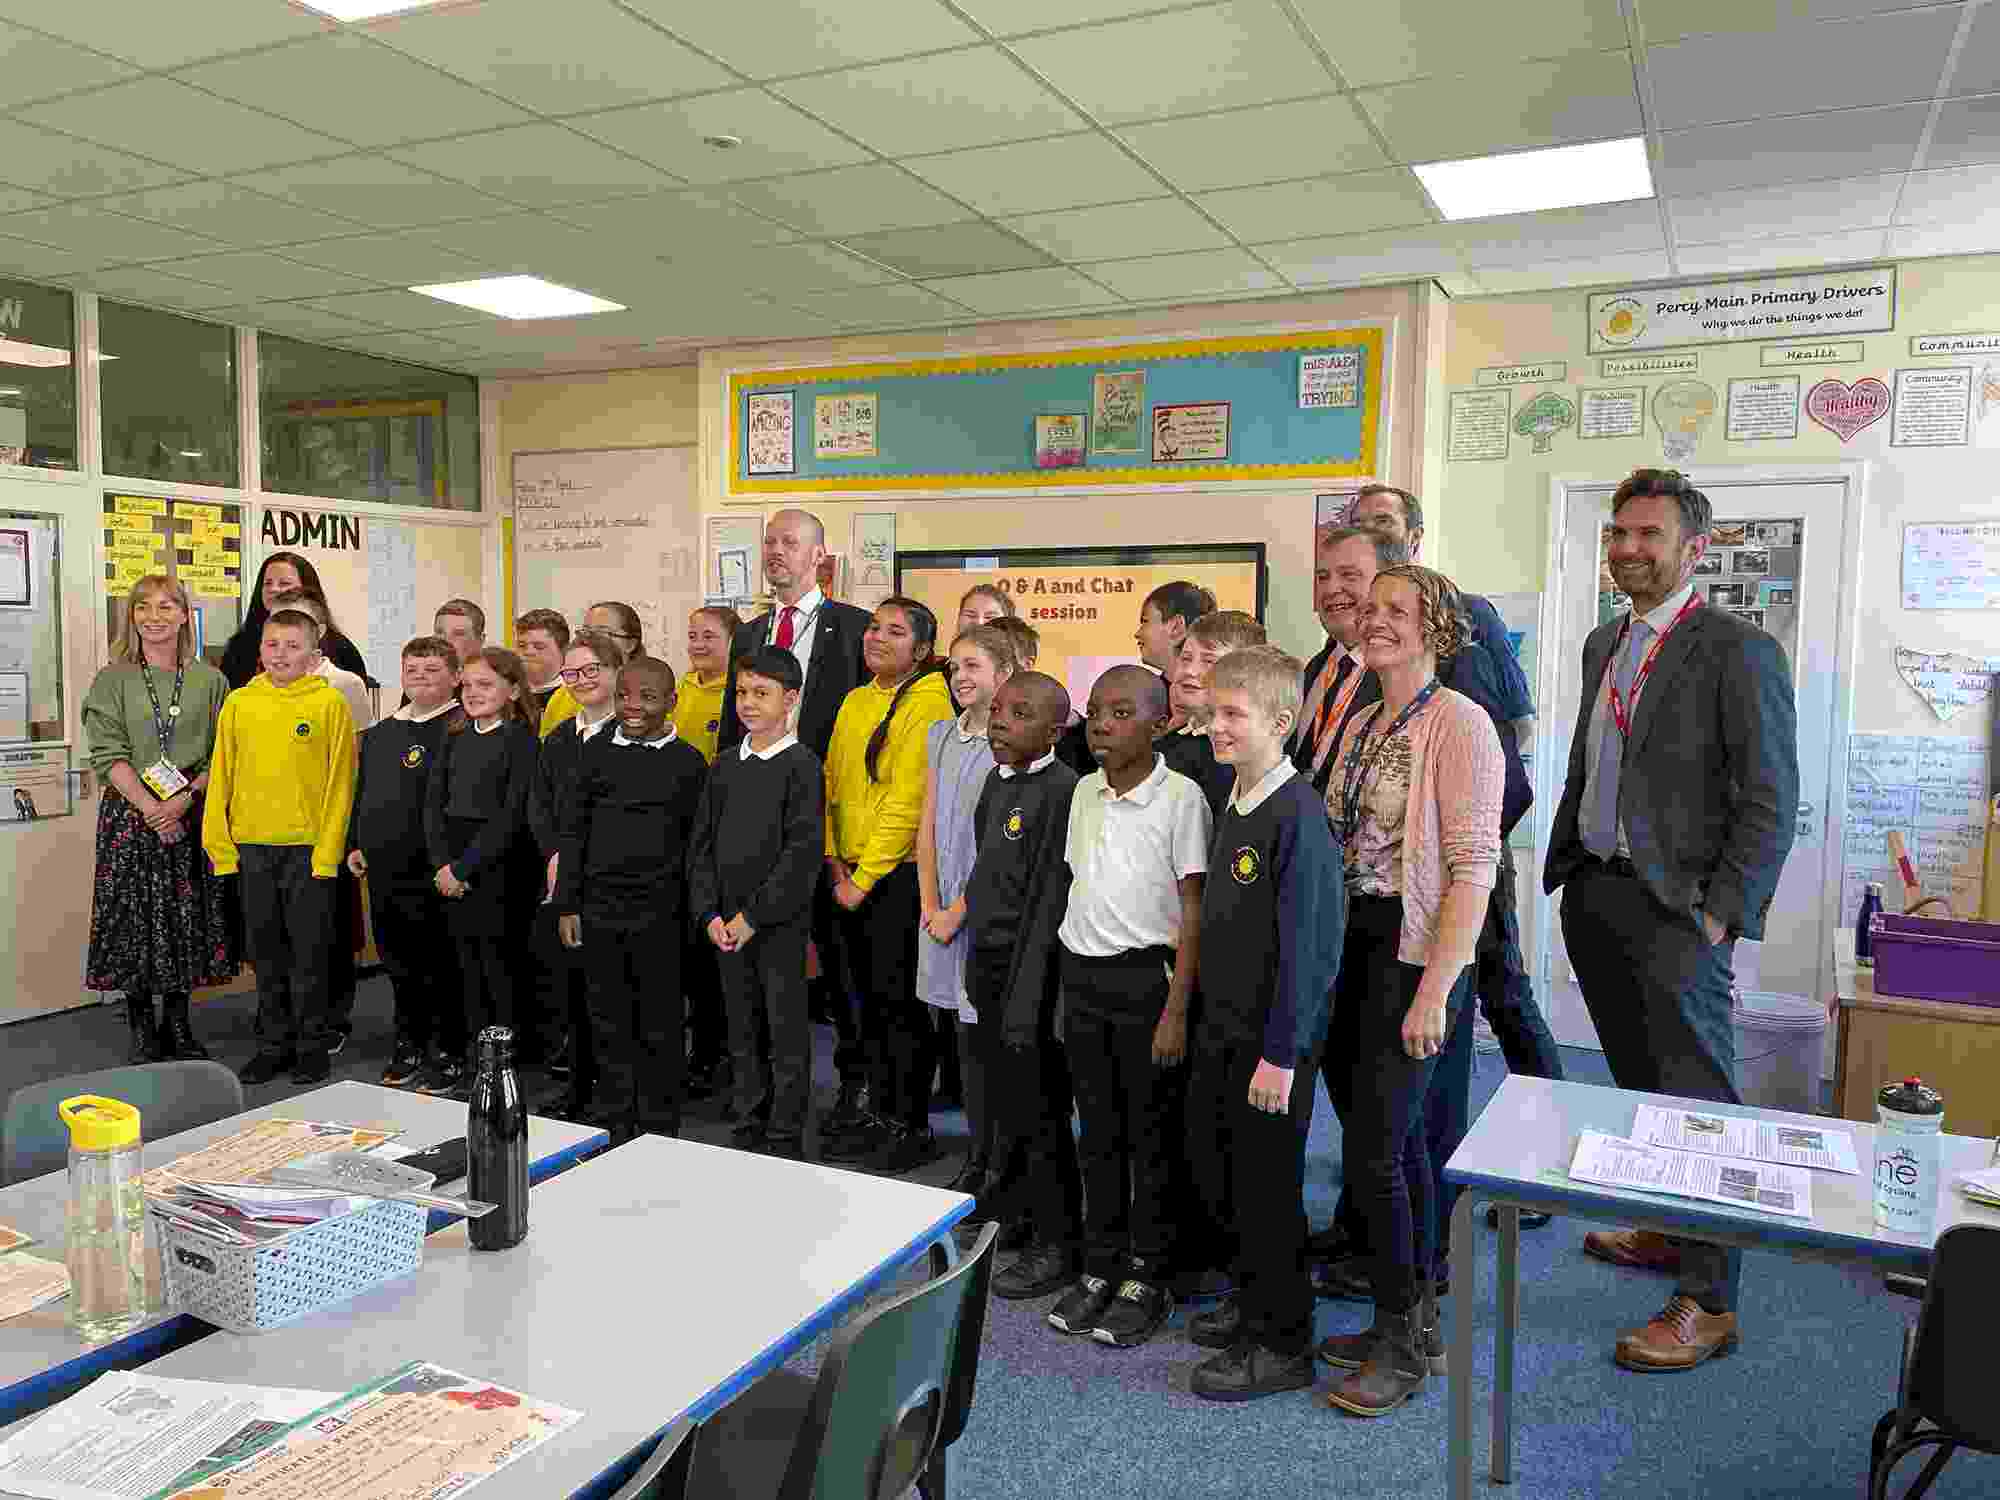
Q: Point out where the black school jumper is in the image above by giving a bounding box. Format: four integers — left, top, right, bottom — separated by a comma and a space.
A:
966, 757, 1082, 1251
349, 709, 458, 1053
1188, 771, 1343, 1357
556, 731, 707, 1138
687, 741, 824, 1142
1155, 728, 1232, 822
530, 715, 600, 1090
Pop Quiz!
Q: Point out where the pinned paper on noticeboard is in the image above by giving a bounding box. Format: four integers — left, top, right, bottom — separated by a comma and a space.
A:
1895, 646, 2000, 722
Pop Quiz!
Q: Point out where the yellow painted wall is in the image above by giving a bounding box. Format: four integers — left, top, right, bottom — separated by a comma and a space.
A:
497, 365, 701, 456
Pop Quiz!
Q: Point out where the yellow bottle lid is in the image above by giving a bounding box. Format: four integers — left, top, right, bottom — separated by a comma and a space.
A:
58, 1095, 141, 1152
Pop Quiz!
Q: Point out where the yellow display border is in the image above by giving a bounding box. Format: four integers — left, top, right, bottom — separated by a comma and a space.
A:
727, 326, 1385, 494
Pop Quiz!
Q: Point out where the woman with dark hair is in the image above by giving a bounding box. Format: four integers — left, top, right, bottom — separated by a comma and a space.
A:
83, 574, 239, 1060
821, 597, 956, 1174
222, 551, 369, 690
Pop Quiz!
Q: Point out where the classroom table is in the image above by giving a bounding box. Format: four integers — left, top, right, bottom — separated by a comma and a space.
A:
107, 1135, 972, 1500
1443, 1076, 2000, 1500
0, 1080, 605, 1429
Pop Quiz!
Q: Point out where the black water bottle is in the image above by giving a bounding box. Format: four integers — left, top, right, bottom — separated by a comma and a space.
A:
467, 1026, 528, 1251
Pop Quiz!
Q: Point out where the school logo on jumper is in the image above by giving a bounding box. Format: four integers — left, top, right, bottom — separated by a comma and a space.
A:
706, 718, 719, 734
1003, 808, 1025, 841
294, 721, 312, 739
1230, 846, 1260, 885
402, 744, 426, 768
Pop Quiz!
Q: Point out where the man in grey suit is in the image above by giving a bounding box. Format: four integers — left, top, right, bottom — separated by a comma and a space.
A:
1544, 468, 1798, 1373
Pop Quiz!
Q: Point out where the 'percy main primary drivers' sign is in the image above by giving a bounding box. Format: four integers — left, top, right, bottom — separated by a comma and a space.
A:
1588, 266, 1896, 354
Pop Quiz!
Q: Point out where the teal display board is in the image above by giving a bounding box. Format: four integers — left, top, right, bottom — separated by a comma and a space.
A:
729, 326, 1387, 494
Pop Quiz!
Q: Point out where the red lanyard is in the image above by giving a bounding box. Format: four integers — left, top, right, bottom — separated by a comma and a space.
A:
1607, 592, 1699, 740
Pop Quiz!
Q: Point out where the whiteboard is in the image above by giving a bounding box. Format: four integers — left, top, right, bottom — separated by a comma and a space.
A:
512, 446, 699, 657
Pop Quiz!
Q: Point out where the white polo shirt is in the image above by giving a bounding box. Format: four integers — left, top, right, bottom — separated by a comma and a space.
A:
1059, 753, 1212, 957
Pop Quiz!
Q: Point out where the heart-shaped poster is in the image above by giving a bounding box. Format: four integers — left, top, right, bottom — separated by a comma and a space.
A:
1806, 377, 1890, 441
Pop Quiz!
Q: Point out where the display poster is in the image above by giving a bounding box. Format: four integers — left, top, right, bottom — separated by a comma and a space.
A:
0, 527, 26, 606
1446, 389, 1509, 460
1894, 646, 2000, 722
1890, 366, 1972, 447
1588, 265, 1896, 353
1844, 732, 1988, 920
813, 392, 877, 459
0, 670, 25, 741
1578, 386, 1643, 439
707, 515, 760, 602
1902, 520, 2000, 609
1475, 361, 1567, 387
1032, 412, 1086, 468
851, 512, 896, 609
1602, 352, 1698, 378
1090, 370, 1144, 454
1150, 402, 1229, 462
1511, 390, 1575, 453
745, 391, 795, 475
1761, 340, 1864, 368
1912, 332, 2000, 357
1805, 376, 1890, 442
1299, 350, 1362, 407
1725, 376, 1800, 441
1652, 379, 1717, 462
0, 744, 69, 822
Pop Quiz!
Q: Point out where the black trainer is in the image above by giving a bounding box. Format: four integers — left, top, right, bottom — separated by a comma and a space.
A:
237, 1049, 295, 1087
291, 1049, 332, 1086
819, 1115, 892, 1161
761, 1135, 805, 1161
993, 1242, 1073, 1301
422, 1052, 467, 1096
325, 1025, 350, 1058
1484, 1204, 1552, 1230
864, 1124, 939, 1176
1189, 1296, 1244, 1349
382, 1041, 425, 1088
1046, 1274, 1117, 1334
1091, 1278, 1173, 1347
1190, 1340, 1316, 1403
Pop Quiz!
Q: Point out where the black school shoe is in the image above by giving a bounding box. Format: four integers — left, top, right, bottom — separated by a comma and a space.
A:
382, 1041, 426, 1088
421, 1051, 467, 1097
291, 1048, 332, 1085
237, 1049, 296, 1087
1190, 1341, 1316, 1402
1047, 1274, 1117, 1334
1189, 1297, 1243, 1349
863, 1124, 939, 1175
1484, 1204, 1553, 1230
730, 1118, 768, 1150
994, 1241, 1074, 1300
760, 1135, 805, 1161
1316, 1256, 1451, 1302
819, 1114, 893, 1161
1092, 1278, 1174, 1347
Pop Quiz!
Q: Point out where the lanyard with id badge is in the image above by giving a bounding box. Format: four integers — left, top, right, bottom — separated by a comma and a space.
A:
138, 662, 192, 800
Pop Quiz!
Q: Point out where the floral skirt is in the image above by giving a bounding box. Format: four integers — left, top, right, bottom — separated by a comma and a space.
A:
84, 790, 239, 996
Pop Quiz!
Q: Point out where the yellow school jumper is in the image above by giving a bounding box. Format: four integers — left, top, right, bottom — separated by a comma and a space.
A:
824, 669, 955, 894
672, 670, 727, 764
202, 672, 357, 879
540, 683, 579, 739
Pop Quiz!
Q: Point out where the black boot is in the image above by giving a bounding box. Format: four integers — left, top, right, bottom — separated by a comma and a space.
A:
158, 993, 209, 1061
124, 995, 161, 1063
944, 1155, 988, 1196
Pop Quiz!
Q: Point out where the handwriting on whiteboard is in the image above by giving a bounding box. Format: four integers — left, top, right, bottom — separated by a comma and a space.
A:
1843, 733, 1987, 919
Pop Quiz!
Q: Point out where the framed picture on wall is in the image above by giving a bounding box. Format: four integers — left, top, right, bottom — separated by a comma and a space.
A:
1151, 402, 1230, 462
1033, 413, 1086, 468
0, 528, 28, 607
1090, 371, 1144, 455
745, 392, 795, 476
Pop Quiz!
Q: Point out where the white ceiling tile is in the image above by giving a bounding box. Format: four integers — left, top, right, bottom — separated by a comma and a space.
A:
1196, 167, 1435, 241
296, 289, 492, 331
1082, 247, 1285, 298
705, 241, 902, 290
1658, 104, 1929, 194
373, 0, 732, 115
68, 264, 237, 310
321, 331, 480, 365
1294, 0, 1628, 88
0, 186, 52, 214
551, 190, 797, 246
19, 79, 347, 175
392, 126, 675, 208
141, 253, 379, 302
1115, 96, 1388, 192
230, 155, 512, 228
1457, 200, 1663, 267
0, 233, 76, 278
727, 165, 968, 236
838, 222, 1053, 277
901, 134, 1163, 216
1672, 228, 1887, 275
216, 301, 390, 340
0, 18, 135, 108
788, 282, 969, 325
1011, 0, 1337, 126
959, 0, 1189, 34
176, 34, 534, 148
1669, 174, 1904, 243
1468, 248, 1670, 293
1002, 198, 1231, 261
0, 0, 328, 67
1355, 49, 1639, 160
1635, 0, 1941, 44
626, 0, 979, 79
920, 266, 1118, 313
1646, 11, 1959, 132
1953, 3, 2000, 95
567, 90, 871, 183
1258, 225, 1464, 285
0, 118, 187, 197
1896, 163, 2000, 224
272, 230, 501, 285
1925, 96, 2000, 171
0, 204, 227, 263
774, 47, 1084, 155
1432, 271, 1480, 296
1887, 220, 2000, 258
93, 182, 359, 249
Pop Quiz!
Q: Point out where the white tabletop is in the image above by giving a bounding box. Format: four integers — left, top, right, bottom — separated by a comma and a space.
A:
111, 1135, 970, 1500
0, 1081, 605, 1427
1446, 1076, 2000, 1272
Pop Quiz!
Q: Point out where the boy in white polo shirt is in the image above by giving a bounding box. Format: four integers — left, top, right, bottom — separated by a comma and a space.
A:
1022, 663, 1210, 1350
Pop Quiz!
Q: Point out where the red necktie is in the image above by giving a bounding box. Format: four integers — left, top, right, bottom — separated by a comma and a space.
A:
774, 606, 796, 652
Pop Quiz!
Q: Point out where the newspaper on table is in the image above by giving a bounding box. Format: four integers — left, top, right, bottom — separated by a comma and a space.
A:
0, 1253, 69, 1322
0, 1223, 33, 1254
139, 1119, 400, 1194
1570, 1130, 1814, 1220
0, 1373, 337, 1500
146, 1361, 581, 1500
1631, 1103, 1861, 1174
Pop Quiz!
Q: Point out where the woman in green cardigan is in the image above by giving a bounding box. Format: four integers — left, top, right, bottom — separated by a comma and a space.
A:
83, 574, 238, 1061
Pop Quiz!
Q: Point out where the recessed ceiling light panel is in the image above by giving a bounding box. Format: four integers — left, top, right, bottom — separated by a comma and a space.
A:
1414, 137, 1654, 222
409, 276, 626, 320
300, 0, 451, 20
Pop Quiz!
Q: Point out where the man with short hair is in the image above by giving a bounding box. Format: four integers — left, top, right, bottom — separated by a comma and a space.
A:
515, 609, 571, 720
433, 599, 485, 664
1291, 526, 1404, 798
1546, 468, 1798, 1372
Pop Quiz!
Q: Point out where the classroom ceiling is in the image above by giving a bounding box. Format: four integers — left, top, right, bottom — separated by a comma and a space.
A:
0, 0, 1993, 377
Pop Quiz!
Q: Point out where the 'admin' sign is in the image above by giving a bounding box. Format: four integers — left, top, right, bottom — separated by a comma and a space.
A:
261, 509, 360, 551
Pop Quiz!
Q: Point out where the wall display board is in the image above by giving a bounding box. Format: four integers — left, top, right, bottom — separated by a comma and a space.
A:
0, 511, 60, 743
1844, 732, 1988, 920
1902, 520, 2000, 610
897, 543, 1264, 717
1588, 266, 1896, 354
104, 495, 243, 672
513, 445, 699, 663
1599, 516, 1802, 670
729, 327, 1387, 494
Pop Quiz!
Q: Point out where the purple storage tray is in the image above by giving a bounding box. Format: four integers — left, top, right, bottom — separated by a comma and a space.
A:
1870, 913, 2000, 1008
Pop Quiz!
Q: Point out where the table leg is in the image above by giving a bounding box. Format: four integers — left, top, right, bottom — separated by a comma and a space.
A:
1494, 1206, 1519, 1484
1450, 1191, 1475, 1500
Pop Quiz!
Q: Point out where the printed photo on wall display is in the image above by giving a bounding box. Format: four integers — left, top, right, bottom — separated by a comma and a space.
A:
1691, 553, 1723, 577
1151, 401, 1229, 462
745, 391, 795, 476
1708, 582, 1746, 608
1734, 548, 1771, 576
1090, 371, 1144, 455
1729, 607, 1767, 628
1033, 413, 1087, 468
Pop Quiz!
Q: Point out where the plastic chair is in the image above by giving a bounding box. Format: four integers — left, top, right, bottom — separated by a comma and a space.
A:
1867, 1224, 2000, 1500
678, 1222, 997, 1500
3, 1061, 244, 1185
606, 1420, 697, 1500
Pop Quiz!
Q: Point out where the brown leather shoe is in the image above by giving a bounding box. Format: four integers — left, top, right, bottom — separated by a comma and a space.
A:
1614, 1296, 1739, 1371
1584, 1229, 1683, 1274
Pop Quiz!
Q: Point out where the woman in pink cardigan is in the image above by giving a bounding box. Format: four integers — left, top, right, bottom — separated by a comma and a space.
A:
1319, 563, 1504, 1420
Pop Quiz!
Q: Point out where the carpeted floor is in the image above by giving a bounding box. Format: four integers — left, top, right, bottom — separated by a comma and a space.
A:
4, 984, 1988, 1500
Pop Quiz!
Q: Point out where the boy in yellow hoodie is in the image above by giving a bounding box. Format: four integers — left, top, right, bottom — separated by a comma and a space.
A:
203, 608, 357, 1086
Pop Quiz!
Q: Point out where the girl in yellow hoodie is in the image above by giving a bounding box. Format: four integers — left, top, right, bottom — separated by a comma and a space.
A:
823, 597, 956, 1174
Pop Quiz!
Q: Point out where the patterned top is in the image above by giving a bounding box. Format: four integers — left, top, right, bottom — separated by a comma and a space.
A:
916, 713, 994, 1019
1342, 714, 1418, 897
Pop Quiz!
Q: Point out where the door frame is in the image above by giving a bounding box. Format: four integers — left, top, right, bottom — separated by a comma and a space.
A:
1530, 461, 1870, 1037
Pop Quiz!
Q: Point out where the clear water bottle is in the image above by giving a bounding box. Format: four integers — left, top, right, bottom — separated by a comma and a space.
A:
1855, 881, 1884, 966
1874, 1076, 1944, 1236
59, 1095, 148, 1341
467, 1026, 528, 1251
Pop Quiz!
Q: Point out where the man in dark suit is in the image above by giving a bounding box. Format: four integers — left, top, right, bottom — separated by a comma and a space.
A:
1544, 468, 1798, 1373
716, 508, 874, 1125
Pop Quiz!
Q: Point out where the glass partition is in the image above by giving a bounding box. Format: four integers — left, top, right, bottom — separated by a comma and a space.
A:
99, 302, 240, 487
0, 279, 78, 471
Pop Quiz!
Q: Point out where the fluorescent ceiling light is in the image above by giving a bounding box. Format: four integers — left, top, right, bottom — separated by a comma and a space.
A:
0, 338, 71, 368
1414, 137, 1653, 221
177, 450, 205, 459
299, 0, 451, 20
409, 276, 625, 320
